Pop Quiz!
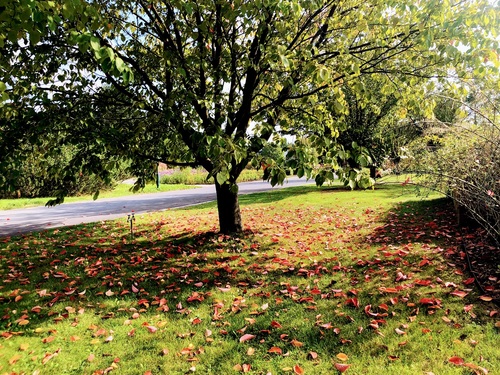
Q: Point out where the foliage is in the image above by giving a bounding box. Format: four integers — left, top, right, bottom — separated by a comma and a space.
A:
1, 185, 499, 374
1, 0, 499, 232
402, 83, 500, 243
0, 141, 128, 199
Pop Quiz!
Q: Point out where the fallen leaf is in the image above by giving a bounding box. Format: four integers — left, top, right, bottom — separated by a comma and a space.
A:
308, 351, 318, 360
291, 339, 304, 347
42, 348, 61, 365
450, 290, 468, 298
479, 296, 493, 302
293, 364, 304, 374
268, 346, 283, 355
239, 334, 255, 343
9, 354, 21, 365
448, 356, 465, 365
247, 347, 255, 356
336, 353, 348, 362
334, 363, 351, 373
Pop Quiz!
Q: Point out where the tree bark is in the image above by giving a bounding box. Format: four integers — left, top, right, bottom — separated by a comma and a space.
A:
215, 180, 242, 234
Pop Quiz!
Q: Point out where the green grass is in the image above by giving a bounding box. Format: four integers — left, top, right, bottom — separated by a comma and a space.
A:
0, 184, 498, 375
0, 183, 195, 210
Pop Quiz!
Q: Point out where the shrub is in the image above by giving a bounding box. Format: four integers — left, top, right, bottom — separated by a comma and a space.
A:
160, 167, 263, 185
403, 122, 499, 243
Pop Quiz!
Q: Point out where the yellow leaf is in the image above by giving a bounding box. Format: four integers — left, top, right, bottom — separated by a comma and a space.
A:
336, 353, 349, 362
19, 343, 29, 351
9, 354, 21, 365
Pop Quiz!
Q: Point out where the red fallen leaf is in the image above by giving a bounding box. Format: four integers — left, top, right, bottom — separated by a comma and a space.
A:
291, 339, 304, 347
419, 259, 431, 267
379, 303, 389, 311
239, 334, 255, 343
293, 364, 304, 374
268, 346, 283, 354
131, 284, 139, 293
448, 356, 465, 365
128, 328, 135, 337
415, 279, 432, 286
334, 363, 351, 373
464, 304, 474, 313
242, 364, 251, 373
450, 290, 468, 298
146, 325, 158, 333
192, 318, 202, 325
345, 298, 359, 308
463, 277, 475, 285
270, 320, 283, 328
419, 298, 441, 306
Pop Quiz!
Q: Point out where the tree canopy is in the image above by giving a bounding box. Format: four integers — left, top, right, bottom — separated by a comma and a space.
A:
1, 0, 499, 233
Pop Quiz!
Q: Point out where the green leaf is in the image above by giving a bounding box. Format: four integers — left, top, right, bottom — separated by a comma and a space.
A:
90, 36, 100, 51
115, 57, 125, 72
297, 167, 304, 178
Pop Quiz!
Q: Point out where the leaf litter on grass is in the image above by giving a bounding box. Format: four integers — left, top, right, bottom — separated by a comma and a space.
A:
0, 185, 499, 374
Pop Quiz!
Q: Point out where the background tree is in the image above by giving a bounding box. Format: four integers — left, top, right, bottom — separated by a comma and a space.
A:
1, 0, 498, 233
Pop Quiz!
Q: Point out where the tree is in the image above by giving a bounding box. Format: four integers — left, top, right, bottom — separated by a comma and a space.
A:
1, 0, 498, 233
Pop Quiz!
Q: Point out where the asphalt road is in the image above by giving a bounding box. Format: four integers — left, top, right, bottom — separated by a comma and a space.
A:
0, 177, 315, 237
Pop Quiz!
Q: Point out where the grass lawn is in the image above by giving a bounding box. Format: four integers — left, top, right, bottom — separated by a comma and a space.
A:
0, 183, 196, 211
0, 184, 498, 375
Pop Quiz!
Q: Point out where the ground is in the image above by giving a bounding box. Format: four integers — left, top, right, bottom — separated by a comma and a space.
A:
0, 184, 499, 375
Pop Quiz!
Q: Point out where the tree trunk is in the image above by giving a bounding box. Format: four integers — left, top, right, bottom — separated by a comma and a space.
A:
215, 180, 243, 234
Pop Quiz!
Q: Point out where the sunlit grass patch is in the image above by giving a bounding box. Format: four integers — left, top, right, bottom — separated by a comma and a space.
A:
0, 184, 498, 374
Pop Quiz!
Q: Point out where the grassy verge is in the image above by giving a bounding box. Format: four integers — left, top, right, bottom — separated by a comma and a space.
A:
0, 183, 195, 211
0, 184, 498, 375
